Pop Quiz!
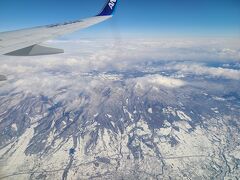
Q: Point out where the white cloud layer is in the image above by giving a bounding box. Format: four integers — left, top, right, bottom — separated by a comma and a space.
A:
48, 38, 240, 62
170, 63, 240, 80
132, 75, 186, 89
0, 38, 239, 99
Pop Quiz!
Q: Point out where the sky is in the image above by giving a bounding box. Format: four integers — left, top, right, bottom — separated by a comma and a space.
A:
0, 0, 240, 38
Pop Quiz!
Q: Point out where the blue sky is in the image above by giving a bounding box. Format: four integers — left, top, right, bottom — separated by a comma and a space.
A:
0, 0, 239, 38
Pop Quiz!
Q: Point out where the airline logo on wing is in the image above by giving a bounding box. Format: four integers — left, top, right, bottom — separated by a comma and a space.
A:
108, 0, 117, 10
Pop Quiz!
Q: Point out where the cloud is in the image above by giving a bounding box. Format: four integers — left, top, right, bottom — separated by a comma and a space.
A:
171, 63, 240, 80
45, 38, 240, 62
0, 37, 239, 101
132, 75, 186, 89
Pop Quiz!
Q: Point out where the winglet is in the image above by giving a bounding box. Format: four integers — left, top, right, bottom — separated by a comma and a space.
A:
97, 0, 118, 16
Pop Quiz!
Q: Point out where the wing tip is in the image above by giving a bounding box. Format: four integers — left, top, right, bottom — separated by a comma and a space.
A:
97, 0, 118, 16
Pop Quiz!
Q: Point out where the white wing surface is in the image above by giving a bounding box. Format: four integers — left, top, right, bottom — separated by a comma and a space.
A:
0, 0, 118, 56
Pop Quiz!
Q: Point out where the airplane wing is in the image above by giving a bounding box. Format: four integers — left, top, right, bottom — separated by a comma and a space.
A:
0, 0, 118, 56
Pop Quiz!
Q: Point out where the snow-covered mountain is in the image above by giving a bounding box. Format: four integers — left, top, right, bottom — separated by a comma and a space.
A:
0, 39, 240, 179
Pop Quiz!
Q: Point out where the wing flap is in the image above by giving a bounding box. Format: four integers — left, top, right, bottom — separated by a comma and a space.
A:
0, 75, 7, 81
5, 44, 64, 56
